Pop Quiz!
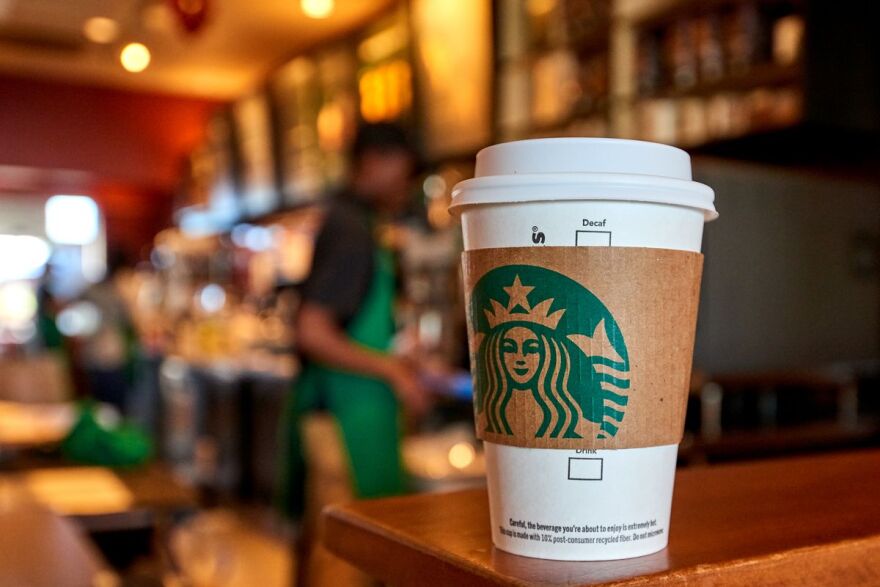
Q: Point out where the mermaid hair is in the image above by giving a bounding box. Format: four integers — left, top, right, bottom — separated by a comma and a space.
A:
477, 321, 630, 439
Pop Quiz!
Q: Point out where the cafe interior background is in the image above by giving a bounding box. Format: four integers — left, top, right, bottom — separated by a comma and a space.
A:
0, 0, 877, 584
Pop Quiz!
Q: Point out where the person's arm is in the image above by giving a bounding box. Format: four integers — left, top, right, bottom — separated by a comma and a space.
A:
296, 301, 431, 416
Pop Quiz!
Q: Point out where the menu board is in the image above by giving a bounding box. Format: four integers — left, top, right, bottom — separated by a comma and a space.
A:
356, 6, 413, 125
412, 0, 492, 158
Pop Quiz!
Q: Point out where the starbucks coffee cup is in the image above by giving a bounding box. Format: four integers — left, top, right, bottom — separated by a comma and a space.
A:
450, 138, 716, 561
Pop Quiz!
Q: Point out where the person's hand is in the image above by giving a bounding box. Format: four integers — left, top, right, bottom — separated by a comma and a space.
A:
385, 359, 433, 418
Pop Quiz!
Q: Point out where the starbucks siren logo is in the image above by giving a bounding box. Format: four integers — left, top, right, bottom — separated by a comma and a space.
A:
470, 265, 630, 439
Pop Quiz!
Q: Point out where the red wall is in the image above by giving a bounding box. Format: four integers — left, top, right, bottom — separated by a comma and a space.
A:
93, 182, 175, 262
0, 74, 221, 257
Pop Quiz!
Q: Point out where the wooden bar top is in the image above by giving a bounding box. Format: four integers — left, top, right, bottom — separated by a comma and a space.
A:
323, 449, 880, 586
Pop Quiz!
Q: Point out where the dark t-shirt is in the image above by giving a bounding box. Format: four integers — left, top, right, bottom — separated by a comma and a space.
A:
300, 197, 375, 327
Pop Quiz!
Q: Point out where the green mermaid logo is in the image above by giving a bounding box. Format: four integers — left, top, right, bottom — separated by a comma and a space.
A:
470, 265, 630, 439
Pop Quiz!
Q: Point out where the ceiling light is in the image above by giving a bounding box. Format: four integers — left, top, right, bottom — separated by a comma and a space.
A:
120, 42, 151, 73
83, 16, 119, 44
301, 0, 334, 19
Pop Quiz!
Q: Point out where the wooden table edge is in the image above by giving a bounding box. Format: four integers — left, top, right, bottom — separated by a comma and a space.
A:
653, 534, 880, 586
323, 497, 880, 587
324, 500, 515, 586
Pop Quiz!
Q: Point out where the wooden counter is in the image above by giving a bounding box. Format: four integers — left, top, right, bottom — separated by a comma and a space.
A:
0, 463, 197, 534
323, 449, 880, 586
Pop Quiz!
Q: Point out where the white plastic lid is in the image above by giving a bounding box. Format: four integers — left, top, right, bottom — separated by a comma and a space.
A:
451, 138, 717, 220
475, 138, 693, 180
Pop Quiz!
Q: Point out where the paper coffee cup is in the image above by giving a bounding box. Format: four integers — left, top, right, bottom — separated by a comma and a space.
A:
450, 138, 716, 561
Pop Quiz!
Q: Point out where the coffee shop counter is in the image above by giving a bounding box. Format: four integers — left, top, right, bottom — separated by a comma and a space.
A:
158, 354, 296, 499
322, 449, 880, 586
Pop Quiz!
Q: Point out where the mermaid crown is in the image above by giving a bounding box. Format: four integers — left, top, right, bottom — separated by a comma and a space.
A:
484, 275, 565, 330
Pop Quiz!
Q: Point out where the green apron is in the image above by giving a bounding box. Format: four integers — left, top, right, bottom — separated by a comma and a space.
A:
279, 246, 405, 519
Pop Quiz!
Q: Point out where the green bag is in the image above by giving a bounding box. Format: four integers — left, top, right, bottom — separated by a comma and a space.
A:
62, 402, 153, 468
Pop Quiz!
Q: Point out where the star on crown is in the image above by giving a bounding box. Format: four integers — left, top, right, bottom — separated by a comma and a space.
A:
484, 275, 565, 329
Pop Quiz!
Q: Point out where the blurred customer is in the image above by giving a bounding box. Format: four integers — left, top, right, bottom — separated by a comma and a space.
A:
78, 251, 136, 414
281, 122, 431, 586
35, 263, 64, 351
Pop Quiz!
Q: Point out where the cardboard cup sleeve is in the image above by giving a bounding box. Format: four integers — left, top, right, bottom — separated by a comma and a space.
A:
463, 246, 704, 450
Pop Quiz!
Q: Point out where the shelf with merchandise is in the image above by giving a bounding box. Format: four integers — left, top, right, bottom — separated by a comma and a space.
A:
494, 0, 612, 142
623, 0, 806, 149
